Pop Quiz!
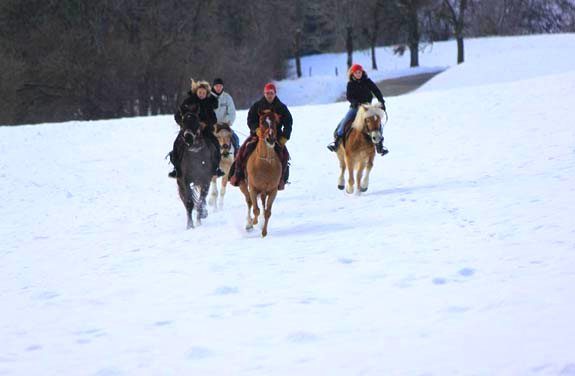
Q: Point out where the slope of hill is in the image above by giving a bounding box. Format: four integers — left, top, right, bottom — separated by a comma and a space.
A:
1, 34, 574, 375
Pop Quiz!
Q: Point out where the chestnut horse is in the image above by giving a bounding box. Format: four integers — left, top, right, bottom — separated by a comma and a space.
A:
336, 103, 386, 194
208, 123, 235, 209
239, 110, 283, 237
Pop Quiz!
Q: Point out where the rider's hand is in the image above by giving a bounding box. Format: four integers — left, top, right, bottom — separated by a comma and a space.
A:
279, 136, 288, 146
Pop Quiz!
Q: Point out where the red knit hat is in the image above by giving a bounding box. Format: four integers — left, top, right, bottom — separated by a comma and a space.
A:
350, 64, 363, 73
264, 82, 276, 93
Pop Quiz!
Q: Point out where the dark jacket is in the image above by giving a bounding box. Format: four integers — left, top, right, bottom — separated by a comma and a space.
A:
175, 91, 219, 128
247, 96, 293, 140
346, 73, 385, 108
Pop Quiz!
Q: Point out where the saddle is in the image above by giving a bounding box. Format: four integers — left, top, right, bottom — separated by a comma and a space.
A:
228, 136, 290, 189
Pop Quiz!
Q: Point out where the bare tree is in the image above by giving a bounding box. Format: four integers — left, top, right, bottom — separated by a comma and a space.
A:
442, 0, 468, 64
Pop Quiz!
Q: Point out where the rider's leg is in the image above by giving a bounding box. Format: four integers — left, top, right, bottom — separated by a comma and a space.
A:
168, 132, 184, 178
231, 131, 240, 157
327, 107, 358, 152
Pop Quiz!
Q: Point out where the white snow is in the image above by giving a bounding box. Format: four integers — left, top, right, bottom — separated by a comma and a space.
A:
1, 33, 575, 375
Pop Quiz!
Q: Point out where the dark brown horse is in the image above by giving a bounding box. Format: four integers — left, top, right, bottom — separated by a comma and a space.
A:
239, 110, 283, 237
336, 103, 385, 194
176, 112, 219, 229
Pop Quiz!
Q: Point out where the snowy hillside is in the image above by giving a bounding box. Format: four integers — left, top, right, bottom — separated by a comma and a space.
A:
1, 34, 575, 375
277, 33, 575, 106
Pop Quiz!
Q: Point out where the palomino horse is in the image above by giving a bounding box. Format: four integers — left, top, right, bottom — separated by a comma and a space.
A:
208, 123, 235, 209
176, 113, 219, 229
239, 110, 283, 237
337, 103, 386, 194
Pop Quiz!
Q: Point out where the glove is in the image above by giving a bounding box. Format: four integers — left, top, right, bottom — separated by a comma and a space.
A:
279, 136, 288, 146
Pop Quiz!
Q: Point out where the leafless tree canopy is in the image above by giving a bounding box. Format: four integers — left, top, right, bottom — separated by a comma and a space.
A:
1, 0, 573, 125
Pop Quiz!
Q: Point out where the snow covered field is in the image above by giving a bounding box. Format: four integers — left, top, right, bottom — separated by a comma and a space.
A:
1, 34, 575, 375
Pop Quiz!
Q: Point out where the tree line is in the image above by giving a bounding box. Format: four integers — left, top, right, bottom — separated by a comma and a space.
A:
1, 0, 573, 126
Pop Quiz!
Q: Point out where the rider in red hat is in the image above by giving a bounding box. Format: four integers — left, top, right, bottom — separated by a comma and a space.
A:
229, 82, 293, 190
327, 64, 388, 155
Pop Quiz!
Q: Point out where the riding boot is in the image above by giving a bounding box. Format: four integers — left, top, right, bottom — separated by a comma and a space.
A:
168, 150, 181, 178
327, 135, 341, 152
375, 139, 389, 156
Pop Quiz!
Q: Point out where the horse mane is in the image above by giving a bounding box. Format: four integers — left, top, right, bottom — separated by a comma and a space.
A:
214, 122, 232, 133
352, 103, 385, 131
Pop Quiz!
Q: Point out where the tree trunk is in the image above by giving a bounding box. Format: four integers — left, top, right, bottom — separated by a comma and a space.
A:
371, 43, 378, 70
295, 29, 302, 78
346, 26, 353, 68
407, 4, 420, 67
371, 5, 380, 70
409, 42, 419, 67
456, 36, 464, 63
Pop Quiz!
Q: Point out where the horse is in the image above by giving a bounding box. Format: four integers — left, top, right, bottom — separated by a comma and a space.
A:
208, 123, 235, 209
336, 103, 386, 194
238, 110, 283, 237
176, 112, 219, 229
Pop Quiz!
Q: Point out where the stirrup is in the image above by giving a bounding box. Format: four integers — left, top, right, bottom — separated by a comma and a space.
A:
168, 169, 178, 178
327, 141, 338, 152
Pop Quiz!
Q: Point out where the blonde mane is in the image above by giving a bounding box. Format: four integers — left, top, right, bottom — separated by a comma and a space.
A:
352, 103, 385, 130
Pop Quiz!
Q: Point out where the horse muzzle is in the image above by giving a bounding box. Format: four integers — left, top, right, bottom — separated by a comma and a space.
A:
370, 131, 383, 144
184, 130, 195, 145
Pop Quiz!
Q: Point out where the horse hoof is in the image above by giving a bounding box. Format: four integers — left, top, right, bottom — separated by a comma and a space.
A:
246, 223, 253, 231
337, 185, 344, 190
360, 187, 368, 193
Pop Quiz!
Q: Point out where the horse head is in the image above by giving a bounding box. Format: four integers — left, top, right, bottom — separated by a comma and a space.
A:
182, 109, 202, 146
214, 122, 233, 157
355, 103, 386, 144
258, 110, 280, 147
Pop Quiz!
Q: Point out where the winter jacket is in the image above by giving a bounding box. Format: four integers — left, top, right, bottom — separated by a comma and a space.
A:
175, 91, 219, 128
346, 73, 385, 109
212, 90, 236, 126
247, 96, 293, 140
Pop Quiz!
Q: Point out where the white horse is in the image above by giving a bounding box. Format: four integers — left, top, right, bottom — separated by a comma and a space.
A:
209, 123, 235, 209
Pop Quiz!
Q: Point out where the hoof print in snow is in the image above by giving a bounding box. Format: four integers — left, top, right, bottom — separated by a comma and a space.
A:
432, 277, 447, 285
287, 331, 318, 344
213, 286, 239, 295
458, 267, 475, 277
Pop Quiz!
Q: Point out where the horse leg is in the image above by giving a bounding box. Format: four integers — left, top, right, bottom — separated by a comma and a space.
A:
196, 183, 210, 225
361, 154, 374, 193
356, 163, 365, 195
208, 176, 218, 208
180, 180, 194, 230
219, 175, 228, 208
261, 190, 277, 238
337, 149, 346, 190
239, 182, 253, 230
345, 154, 355, 194
249, 187, 260, 226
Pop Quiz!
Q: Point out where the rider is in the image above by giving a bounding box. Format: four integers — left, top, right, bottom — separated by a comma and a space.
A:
327, 63, 388, 155
168, 80, 224, 178
229, 82, 292, 190
211, 78, 240, 156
